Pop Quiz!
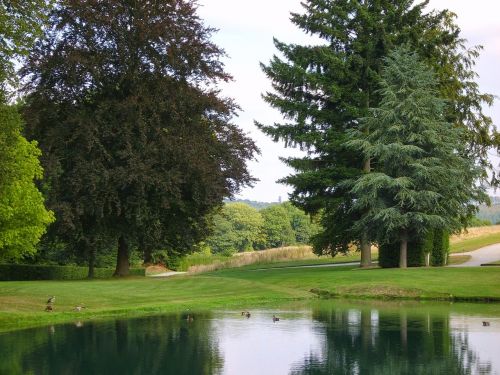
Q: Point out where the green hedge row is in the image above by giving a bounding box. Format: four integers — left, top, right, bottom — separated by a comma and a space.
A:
379, 229, 449, 268
0, 264, 145, 281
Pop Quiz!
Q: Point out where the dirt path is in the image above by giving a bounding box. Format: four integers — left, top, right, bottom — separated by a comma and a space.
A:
149, 271, 187, 277
449, 244, 500, 267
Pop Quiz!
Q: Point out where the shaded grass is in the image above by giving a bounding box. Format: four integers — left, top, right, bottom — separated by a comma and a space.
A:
1, 265, 500, 332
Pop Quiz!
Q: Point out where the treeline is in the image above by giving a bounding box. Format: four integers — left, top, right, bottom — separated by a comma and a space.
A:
205, 202, 320, 255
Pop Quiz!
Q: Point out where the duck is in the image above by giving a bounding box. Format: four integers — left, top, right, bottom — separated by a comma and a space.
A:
47, 296, 55, 304
483, 321, 490, 326
272, 315, 280, 322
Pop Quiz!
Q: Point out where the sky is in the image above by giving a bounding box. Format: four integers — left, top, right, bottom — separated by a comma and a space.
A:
197, 0, 500, 203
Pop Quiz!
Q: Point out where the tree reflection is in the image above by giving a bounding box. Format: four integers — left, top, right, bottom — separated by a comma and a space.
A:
291, 304, 492, 375
0, 313, 223, 375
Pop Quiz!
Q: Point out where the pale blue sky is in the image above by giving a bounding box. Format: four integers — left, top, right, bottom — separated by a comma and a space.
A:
197, 0, 500, 202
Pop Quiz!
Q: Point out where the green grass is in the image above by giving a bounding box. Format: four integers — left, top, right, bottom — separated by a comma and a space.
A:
1, 265, 500, 333
450, 232, 500, 253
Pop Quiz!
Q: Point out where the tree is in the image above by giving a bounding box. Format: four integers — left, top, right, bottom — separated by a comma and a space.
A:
206, 203, 264, 254
348, 48, 486, 268
0, 104, 54, 261
260, 205, 296, 248
282, 202, 319, 244
258, 0, 496, 267
0, 0, 53, 101
22, 0, 257, 276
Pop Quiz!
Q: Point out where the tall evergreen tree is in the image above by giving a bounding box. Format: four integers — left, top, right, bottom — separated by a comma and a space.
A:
348, 48, 486, 268
258, 0, 496, 266
22, 0, 257, 276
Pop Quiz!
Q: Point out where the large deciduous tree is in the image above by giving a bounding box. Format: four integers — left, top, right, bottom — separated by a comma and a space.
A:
258, 0, 496, 267
0, 104, 54, 261
22, 0, 257, 276
349, 48, 486, 268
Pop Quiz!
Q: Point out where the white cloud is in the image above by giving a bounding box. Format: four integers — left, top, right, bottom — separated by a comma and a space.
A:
197, 0, 500, 202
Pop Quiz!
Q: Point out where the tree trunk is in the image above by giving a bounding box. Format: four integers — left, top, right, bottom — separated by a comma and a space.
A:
142, 239, 152, 265
88, 247, 96, 279
114, 235, 130, 277
360, 158, 372, 268
399, 230, 408, 268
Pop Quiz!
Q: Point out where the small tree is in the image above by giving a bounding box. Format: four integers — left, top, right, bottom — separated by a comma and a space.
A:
0, 105, 54, 261
349, 47, 486, 268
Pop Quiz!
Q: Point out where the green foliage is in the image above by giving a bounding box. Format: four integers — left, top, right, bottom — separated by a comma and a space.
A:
407, 232, 434, 267
0, 0, 53, 100
432, 229, 450, 266
258, 0, 495, 256
22, 0, 257, 274
0, 264, 145, 281
378, 242, 400, 269
282, 202, 320, 244
206, 203, 264, 254
468, 217, 492, 227
260, 205, 296, 248
0, 105, 54, 262
349, 48, 486, 250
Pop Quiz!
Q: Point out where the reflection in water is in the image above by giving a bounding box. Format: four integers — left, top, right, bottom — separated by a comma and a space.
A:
0, 303, 498, 375
290, 304, 495, 375
0, 313, 223, 375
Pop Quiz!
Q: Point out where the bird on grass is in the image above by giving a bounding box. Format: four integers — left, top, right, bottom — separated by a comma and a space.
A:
74, 306, 86, 312
272, 315, 280, 322
45, 305, 53, 312
47, 296, 55, 304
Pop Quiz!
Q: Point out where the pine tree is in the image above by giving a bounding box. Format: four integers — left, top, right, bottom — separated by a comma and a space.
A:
348, 47, 485, 268
258, 0, 495, 266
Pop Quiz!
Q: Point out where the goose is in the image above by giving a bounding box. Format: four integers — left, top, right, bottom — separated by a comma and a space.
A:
483, 321, 490, 326
45, 305, 53, 312
47, 296, 55, 304
272, 315, 280, 322
245, 312, 251, 318
74, 306, 86, 312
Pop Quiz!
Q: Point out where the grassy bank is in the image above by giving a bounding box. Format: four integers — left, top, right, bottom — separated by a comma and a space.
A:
450, 225, 500, 253
1, 265, 499, 333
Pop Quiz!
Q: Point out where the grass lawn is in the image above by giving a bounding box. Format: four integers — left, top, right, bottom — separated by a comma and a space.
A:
1, 265, 500, 333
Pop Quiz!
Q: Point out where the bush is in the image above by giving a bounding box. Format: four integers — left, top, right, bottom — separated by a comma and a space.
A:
378, 242, 400, 268
0, 264, 145, 281
407, 232, 434, 267
431, 229, 449, 266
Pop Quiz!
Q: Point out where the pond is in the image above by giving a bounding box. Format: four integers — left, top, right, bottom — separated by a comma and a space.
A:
1, 301, 499, 374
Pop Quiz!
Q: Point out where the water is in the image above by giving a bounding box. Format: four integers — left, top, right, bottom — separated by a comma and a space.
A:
1, 301, 499, 374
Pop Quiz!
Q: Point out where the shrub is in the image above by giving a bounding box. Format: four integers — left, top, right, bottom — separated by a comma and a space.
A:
378, 242, 400, 268
431, 229, 450, 266
407, 232, 434, 267
0, 264, 145, 281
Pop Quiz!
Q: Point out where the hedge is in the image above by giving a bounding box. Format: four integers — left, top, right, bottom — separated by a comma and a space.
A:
0, 264, 145, 281
379, 229, 450, 268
